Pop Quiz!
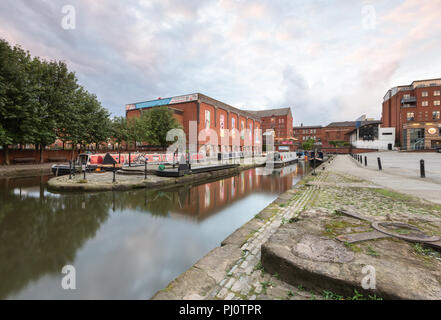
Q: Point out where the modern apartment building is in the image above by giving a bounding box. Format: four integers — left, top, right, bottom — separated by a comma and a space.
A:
382, 78, 441, 150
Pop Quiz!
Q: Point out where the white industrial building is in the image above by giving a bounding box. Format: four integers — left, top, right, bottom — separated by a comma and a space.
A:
349, 121, 396, 150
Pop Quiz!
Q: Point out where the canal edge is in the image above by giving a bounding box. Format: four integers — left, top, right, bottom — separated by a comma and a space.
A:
151, 157, 333, 300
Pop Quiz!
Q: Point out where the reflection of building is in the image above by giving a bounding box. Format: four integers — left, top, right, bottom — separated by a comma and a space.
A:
382, 78, 441, 150
348, 121, 395, 150
125, 93, 262, 155
173, 165, 303, 220
245, 108, 295, 151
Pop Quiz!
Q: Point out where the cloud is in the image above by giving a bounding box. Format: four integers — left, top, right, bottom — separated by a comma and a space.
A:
0, 0, 440, 124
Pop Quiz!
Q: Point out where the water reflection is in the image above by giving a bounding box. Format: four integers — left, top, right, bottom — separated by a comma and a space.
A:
0, 163, 305, 299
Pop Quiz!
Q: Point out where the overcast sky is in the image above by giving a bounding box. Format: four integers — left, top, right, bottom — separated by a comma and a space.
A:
1, 0, 440, 125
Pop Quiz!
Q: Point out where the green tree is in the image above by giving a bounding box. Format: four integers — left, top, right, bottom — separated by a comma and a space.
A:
111, 116, 130, 151
126, 117, 143, 150
140, 107, 182, 150
0, 38, 114, 164
0, 39, 34, 164
302, 138, 315, 151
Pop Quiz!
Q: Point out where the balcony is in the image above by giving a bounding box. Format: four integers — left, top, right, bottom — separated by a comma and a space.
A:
401, 104, 416, 108
401, 96, 416, 104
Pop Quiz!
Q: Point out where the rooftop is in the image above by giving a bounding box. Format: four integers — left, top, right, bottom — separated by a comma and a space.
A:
293, 125, 323, 129
244, 107, 292, 118
126, 93, 261, 121
383, 78, 441, 101
327, 120, 380, 127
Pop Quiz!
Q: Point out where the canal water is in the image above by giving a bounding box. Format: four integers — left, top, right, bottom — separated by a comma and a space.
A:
0, 163, 306, 299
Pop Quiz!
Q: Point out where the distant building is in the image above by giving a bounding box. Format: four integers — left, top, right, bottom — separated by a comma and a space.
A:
382, 78, 441, 150
348, 121, 396, 150
293, 120, 382, 150
293, 125, 323, 147
245, 108, 295, 151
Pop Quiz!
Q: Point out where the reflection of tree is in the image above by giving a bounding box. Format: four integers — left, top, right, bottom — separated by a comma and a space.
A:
0, 189, 111, 299
108, 188, 190, 217
0, 164, 304, 298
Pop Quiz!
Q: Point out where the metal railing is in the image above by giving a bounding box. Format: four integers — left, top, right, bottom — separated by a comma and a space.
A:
401, 96, 417, 104
411, 138, 425, 150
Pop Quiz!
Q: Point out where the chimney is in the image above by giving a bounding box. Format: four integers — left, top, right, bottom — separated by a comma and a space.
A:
301, 123, 303, 127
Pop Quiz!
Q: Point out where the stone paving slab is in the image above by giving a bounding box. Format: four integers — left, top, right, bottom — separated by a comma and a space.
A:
261, 207, 441, 299
341, 155, 441, 204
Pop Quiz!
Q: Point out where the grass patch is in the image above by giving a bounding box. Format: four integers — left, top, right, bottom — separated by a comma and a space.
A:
413, 243, 441, 260
366, 246, 380, 257
323, 290, 343, 300
260, 281, 274, 294
344, 242, 362, 253
289, 217, 300, 223
323, 220, 362, 238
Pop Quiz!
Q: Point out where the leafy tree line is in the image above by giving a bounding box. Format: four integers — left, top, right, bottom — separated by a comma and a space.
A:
111, 107, 181, 152
0, 39, 180, 164
0, 39, 110, 164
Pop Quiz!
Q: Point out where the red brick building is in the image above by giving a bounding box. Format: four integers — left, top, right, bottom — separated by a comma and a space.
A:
293, 121, 380, 150
126, 93, 262, 155
293, 125, 323, 149
321, 121, 358, 148
382, 78, 441, 150
245, 108, 295, 151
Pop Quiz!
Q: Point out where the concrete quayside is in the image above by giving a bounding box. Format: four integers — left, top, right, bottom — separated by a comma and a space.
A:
153, 153, 441, 300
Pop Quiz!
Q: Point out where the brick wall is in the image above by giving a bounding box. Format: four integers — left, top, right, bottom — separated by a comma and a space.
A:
1, 149, 80, 165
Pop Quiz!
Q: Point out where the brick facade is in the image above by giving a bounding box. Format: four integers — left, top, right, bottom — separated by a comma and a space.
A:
126, 93, 262, 154
382, 78, 441, 150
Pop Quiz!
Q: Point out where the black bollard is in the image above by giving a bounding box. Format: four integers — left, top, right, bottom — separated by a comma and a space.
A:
129, 151, 131, 167
420, 159, 425, 178
364, 156, 367, 167
69, 160, 72, 179
83, 163, 86, 180
113, 163, 116, 182
144, 159, 147, 180
377, 157, 382, 171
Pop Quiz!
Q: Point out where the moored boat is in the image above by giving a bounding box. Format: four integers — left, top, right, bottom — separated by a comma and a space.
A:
308, 151, 325, 166
51, 153, 98, 176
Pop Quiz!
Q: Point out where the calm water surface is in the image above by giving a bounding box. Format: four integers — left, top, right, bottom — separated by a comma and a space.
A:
0, 163, 305, 299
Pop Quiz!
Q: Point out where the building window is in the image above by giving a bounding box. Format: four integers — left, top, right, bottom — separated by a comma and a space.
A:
434, 100, 441, 106
407, 112, 415, 121
434, 90, 440, 96
422, 101, 429, 107
403, 94, 410, 99
422, 91, 428, 97
433, 111, 440, 120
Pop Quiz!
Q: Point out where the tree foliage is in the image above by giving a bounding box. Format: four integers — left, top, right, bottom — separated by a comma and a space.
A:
139, 107, 182, 148
329, 140, 350, 147
301, 138, 315, 151
0, 38, 112, 163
